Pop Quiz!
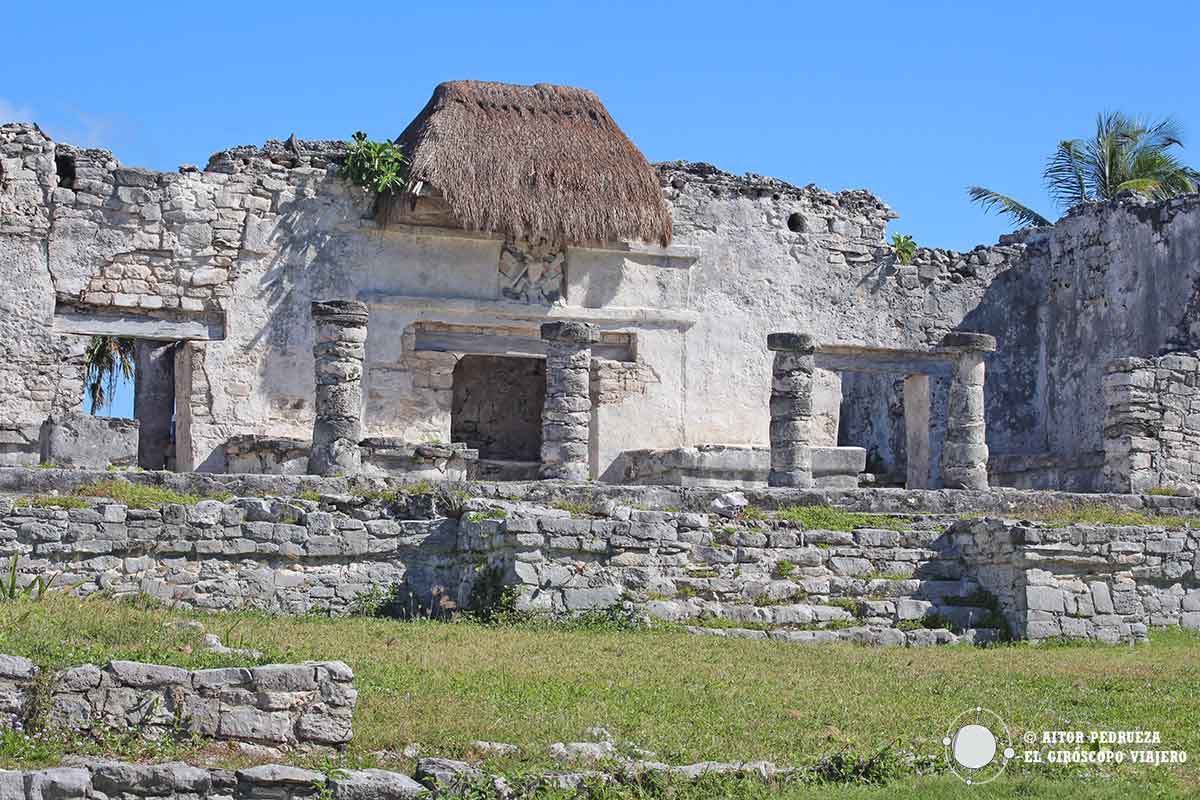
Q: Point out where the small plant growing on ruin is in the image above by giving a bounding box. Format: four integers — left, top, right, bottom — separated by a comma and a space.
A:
864, 571, 912, 581
348, 585, 394, 617
891, 233, 917, 265
920, 611, 954, 630
401, 480, 435, 495
340, 131, 408, 222
465, 508, 507, 523
72, 481, 229, 509
553, 500, 594, 518
827, 597, 863, 617
739, 506, 767, 522
777, 505, 909, 532
15, 495, 90, 510
773, 559, 796, 578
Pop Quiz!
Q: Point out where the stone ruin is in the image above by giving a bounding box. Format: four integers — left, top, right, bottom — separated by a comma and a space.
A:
4, 84, 1200, 493
2, 79, 1200, 647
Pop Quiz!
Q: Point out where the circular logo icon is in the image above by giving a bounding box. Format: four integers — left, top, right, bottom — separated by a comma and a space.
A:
943, 707, 1016, 784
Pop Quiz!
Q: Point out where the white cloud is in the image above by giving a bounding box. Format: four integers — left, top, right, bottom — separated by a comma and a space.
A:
0, 98, 36, 124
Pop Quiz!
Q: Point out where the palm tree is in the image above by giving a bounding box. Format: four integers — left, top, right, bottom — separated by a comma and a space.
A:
969, 112, 1200, 228
84, 336, 135, 415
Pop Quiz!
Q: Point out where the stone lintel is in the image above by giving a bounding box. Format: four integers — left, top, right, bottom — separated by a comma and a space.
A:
939, 331, 997, 352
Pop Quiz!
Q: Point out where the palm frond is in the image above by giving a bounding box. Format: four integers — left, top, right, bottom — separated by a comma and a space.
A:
1044, 139, 1090, 208
84, 335, 136, 415
966, 186, 1052, 228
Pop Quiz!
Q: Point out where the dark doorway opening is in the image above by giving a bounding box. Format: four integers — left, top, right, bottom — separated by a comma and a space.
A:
451, 355, 544, 463
133, 341, 178, 470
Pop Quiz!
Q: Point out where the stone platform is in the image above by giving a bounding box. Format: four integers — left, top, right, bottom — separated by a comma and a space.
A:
1, 467, 1197, 645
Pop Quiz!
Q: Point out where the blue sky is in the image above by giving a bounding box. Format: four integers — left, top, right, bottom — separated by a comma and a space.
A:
5, 1, 1200, 415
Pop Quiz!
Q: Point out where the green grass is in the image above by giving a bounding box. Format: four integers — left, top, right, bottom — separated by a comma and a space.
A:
11, 482, 236, 510
1146, 487, 1181, 497
465, 508, 508, 522
776, 505, 911, 531
552, 500, 594, 518
350, 480, 438, 504
963, 502, 1194, 529
0, 596, 1198, 797
14, 495, 90, 509
71, 480, 231, 508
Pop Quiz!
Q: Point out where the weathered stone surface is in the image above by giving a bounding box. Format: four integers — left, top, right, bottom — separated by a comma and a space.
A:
40, 414, 139, 469
330, 769, 428, 800
7, 657, 361, 747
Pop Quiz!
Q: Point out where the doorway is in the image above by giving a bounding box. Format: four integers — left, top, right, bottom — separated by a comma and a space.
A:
451, 355, 544, 463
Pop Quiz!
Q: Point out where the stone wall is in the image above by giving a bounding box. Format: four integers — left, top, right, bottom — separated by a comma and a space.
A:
1102, 352, 1200, 494
0, 495, 461, 615
955, 517, 1199, 643
0, 655, 355, 747
3, 477, 1195, 645
0, 762, 431, 800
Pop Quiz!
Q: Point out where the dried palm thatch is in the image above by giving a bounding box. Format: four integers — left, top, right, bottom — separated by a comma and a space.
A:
397, 81, 672, 247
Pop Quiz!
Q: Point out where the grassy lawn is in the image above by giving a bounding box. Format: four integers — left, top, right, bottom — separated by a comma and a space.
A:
1, 595, 1197, 798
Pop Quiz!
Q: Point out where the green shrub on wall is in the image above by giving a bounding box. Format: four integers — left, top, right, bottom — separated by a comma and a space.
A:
891, 233, 917, 265
341, 132, 407, 194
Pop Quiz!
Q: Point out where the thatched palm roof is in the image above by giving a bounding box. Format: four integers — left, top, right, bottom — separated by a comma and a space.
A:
397, 81, 672, 246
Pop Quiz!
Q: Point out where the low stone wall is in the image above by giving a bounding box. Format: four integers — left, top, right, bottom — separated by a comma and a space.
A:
0, 763, 429, 800
2, 471, 1200, 644
0, 495, 459, 615
1103, 352, 1200, 494
0, 655, 356, 747
459, 500, 1005, 646
957, 518, 1199, 643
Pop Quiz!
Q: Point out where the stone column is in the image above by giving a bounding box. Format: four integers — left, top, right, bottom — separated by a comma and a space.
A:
540, 321, 598, 481
308, 300, 368, 476
940, 332, 996, 490
134, 341, 177, 471
768, 333, 817, 488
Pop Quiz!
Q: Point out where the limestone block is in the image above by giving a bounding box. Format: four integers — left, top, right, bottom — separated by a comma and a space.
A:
330, 769, 428, 800
40, 414, 139, 469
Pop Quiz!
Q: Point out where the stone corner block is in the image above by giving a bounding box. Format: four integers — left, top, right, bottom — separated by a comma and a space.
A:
540, 321, 598, 344
767, 332, 817, 353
